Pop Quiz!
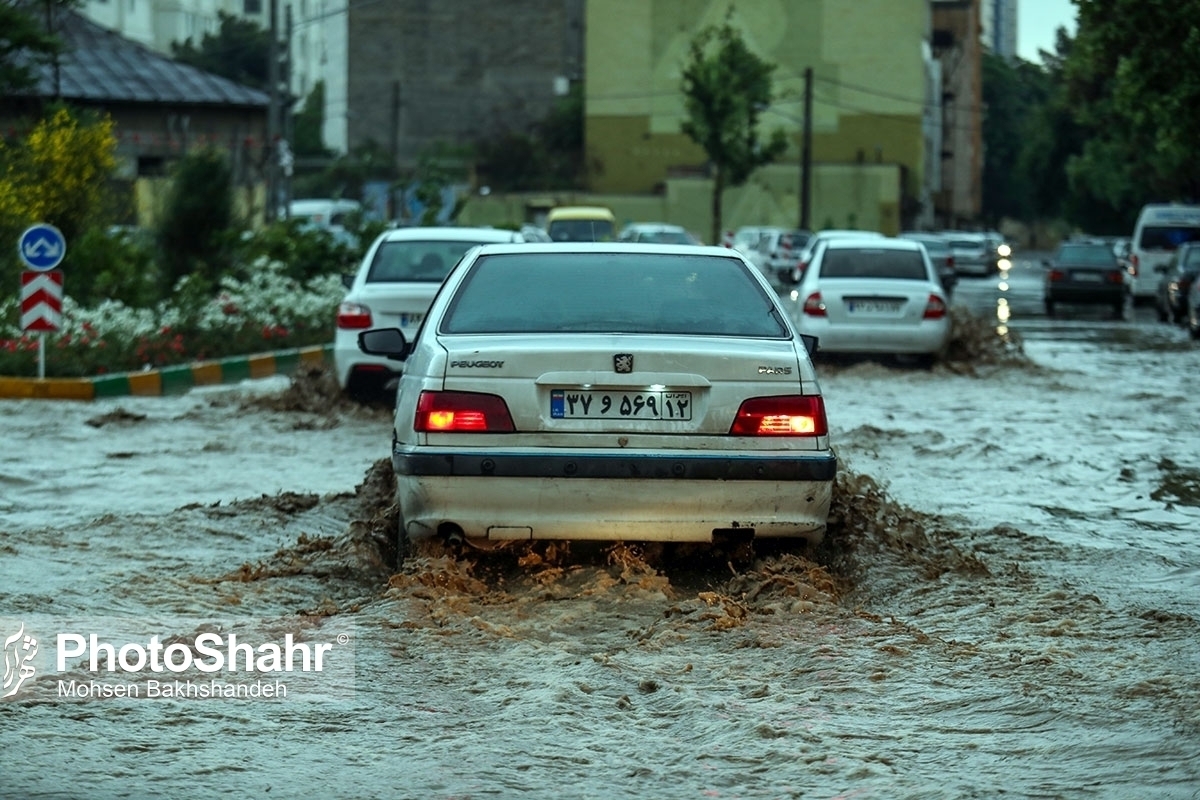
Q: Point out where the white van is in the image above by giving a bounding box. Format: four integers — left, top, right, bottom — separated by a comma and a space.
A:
1129, 204, 1200, 301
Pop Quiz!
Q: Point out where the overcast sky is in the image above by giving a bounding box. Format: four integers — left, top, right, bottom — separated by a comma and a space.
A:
1018, 0, 1078, 61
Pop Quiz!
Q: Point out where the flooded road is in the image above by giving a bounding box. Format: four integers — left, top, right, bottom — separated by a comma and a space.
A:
2, 263, 1199, 799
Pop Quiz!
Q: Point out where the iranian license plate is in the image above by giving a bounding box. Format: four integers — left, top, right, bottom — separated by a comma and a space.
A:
846, 299, 901, 313
550, 390, 692, 420
1071, 272, 1102, 282
400, 312, 424, 326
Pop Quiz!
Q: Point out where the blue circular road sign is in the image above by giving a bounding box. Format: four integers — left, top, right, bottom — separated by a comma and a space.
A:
18, 224, 67, 271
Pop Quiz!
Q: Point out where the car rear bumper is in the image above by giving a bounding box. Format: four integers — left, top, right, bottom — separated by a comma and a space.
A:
1045, 286, 1126, 304
392, 449, 836, 544
799, 322, 950, 355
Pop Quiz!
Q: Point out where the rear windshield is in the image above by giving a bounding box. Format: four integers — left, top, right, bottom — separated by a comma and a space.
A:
1138, 226, 1200, 251
780, 232, 811, 249
547, 219, 616, 242
947, 238, 984, 251
1057, 244, 1116, 265
636, 229, 693, 244
441, 252, 789, 337
818, 248, 929, 280
908, 237, 948, 254
365, 240, 489, 283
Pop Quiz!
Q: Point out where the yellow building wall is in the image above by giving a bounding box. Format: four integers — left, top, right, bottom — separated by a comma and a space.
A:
584, 0, 926, 229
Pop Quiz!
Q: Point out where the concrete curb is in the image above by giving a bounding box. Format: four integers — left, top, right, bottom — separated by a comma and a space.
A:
0, 345, 333, 401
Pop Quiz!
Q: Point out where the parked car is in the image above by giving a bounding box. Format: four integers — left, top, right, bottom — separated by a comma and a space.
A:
942, 232, 997, 277
764, 229, 814, 287
618, 222, 701, 244
787, 229, 886, 284
355, 242, 837, 562
545, 206, 617, 242
730, 225, 786, 282
333, 226, 525, 398
1042, 241, 1131, 319
1129, 203, 1200, 303
784, 237, 950, 365
1153, 241, 1200, 324
1186, 273, 1200, 339
898, 231, 958, 296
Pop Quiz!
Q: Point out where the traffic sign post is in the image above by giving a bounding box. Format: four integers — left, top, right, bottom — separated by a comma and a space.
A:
17, 224, 67, 379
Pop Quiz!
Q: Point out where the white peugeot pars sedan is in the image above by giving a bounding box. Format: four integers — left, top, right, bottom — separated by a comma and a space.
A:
357, 242, 837, 561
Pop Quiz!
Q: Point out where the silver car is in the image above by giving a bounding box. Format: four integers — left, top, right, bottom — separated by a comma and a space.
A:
784, 237, 951, 364
333, 226, 525, 397
358, 242, 837, 561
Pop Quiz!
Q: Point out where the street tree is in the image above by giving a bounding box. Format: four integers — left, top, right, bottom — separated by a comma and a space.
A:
1065, 0, 1200, 217
170, 11, 270, 91
0, 0, 80, 97
680, 15, 788, 244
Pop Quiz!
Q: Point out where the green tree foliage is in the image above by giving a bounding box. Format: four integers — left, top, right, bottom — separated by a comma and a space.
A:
474, 82, 583, 191
982, 53, 1052, 223
158, 149, 234, 293
0, 0, 79, 95
0, 104, 118, 289
1065, 0, 1200, 219
170, 11, 269, 90
293, 80, 330, 158
680, 14, 788, 244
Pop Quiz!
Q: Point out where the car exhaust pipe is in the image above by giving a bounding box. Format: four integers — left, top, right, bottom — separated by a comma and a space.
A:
439, 523, 465, 549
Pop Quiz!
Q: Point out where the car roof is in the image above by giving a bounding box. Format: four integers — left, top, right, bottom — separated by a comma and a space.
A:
377, 226, 523, 243
474, 241, 728, 256
821, 237, 923, 251
814, 229, 884, 238
546, 206, 615, 221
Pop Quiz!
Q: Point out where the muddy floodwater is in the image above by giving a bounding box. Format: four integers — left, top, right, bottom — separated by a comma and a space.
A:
2, 306, 1199, 799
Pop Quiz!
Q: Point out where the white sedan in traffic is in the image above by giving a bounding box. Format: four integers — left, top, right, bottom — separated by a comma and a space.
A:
333, 226, 525, 397
784, 237, 951, 365
357, 242, 837, 561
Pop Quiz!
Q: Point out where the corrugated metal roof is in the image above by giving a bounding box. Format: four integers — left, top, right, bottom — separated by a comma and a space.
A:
24, 10, 269, 108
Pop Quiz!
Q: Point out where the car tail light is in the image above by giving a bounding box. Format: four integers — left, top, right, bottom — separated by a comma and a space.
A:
923, 294, 947, 319
415, 391, 515, 433
1047, 269, 1066, 282
802, 292, 826, 316
1105, 270, 1125, 285
730, 395, 828, 436
1130, 254, 1139, 275
337, 301, 373, 329
946, 255, 955, 269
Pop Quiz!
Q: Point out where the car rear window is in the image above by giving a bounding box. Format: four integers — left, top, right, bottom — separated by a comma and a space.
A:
637, 229, 693, 244
1057, 244, 1116, 265
780, 232, 811, 249
818, 248, 928, 280
947, 238, 984, 250
441, 252, 789, 337
547, 219, 616, 242
365, 240, 490, 283
1138, 226, 1200, 251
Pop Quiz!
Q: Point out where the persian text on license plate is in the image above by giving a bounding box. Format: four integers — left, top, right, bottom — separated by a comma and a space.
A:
846, 299, 901, 313
550, 390, 692, 420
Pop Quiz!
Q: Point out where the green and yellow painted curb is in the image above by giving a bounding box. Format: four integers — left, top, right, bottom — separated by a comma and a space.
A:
0, 345, 333, 401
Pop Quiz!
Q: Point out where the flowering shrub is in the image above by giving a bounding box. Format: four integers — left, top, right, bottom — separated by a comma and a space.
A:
0, 257, 344, 378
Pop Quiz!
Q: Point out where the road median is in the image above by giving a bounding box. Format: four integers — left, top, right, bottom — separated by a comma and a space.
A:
0, 344, 333, 401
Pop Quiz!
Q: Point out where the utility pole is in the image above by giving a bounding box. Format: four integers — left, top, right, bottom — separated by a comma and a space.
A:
266, 0, 280, 223
799, 66, 813, 230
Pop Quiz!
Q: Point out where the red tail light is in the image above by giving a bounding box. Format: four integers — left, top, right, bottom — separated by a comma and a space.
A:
730, 395, 828, 436
415, 391, 515, 433
1048, 269, 1066, 282
923, 293, 947, 319
1104, 270, 1125, 285
802, 291, 826, 316
337, 302, 373, 329
1130, 254, 1139, 275
946, 255, 955, 269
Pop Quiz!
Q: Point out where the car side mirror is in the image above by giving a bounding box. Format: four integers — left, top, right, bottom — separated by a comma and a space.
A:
800, 334, 819, 357
358, 327, 410, 361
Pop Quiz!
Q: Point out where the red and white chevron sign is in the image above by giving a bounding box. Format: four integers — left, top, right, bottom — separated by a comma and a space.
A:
20, 270, 64, 332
